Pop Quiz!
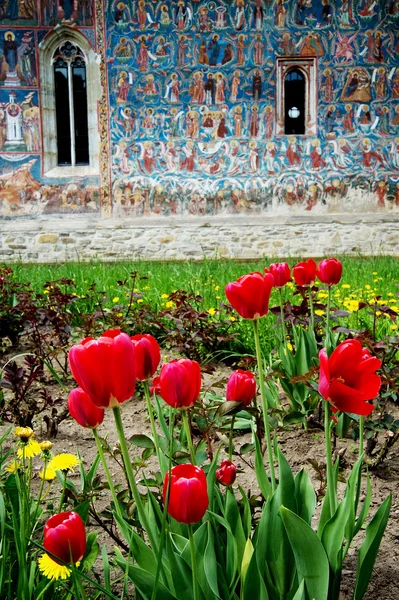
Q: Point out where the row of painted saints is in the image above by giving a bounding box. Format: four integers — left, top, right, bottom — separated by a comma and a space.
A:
111, 30, 399, 70
111, 0, 399, 33
111, 136, 399, 178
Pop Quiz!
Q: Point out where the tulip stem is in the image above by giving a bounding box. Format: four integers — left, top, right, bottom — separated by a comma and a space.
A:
188, 524, 199, 600
93, 428, 124, 522
279, 288, 287, 346
253, 319, 276, 492
112, 406, 158, 552
324, 402, 337, 516
326, 286, 333, 355
182, 409, 196, 466
229, 415, 236, 461
143, 381, 165, 477
152, 407, 175, 600
359, 416, 364, 459
308, 287, 315, 331
58, 471, 67, 513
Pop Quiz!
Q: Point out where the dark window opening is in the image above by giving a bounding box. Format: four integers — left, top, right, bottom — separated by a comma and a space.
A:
284, 69, 305, 135
53, 44, 89, 167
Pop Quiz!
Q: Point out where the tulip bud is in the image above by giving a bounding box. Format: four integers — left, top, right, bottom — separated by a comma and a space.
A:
131, 334, 161, 381
163, 464, 209, 524
159, 359, 201, 408
226, 370, 256, 408
43, 511, 86, 565
216, 460, 237, 486
293, 259, 317, 287
225, 272, 274, 320
266, 262, 291, 288
316, 258, 342, 286
68, 330, 136, 409
68, 388, 105, 429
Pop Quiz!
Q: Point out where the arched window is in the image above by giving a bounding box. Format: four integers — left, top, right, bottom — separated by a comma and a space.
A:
53, 42, 89, 166
39, 26, 101, 177
284, 69, 305, 135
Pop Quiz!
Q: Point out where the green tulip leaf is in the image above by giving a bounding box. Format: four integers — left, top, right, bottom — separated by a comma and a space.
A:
352, 469, 372, 539
294, 469, 316, 525
129, 434, 155, 448
81, 532, 99, 573
280, 506, 329, 600
217, 400, 243, 417
353, 494, 392, 600
226, 487, 247, 567
115, 548, 176, 600
204, 522, 220, 598
242, 546, 269, 600
254, 434, 272, 500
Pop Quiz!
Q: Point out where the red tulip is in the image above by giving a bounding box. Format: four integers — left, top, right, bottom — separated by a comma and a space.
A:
44, 511, 86, 565
68, 388, 104, 429
159, 359, 201, 408
216, 460, 237, 486
225, 272, 274, 320
226, 370, 256, 408
318, 339, 381, 416
68, 330, 136, 409
316, 258, 342, 286
150, 375, 161, 395
293, 259, 317, 287
131, 334, 161, 381
163, 464, 209, 524
266, 262, 291, 288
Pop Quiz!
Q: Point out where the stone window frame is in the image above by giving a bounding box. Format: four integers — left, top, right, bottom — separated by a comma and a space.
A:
39, 25, 101, 178
275, 57, 317, 136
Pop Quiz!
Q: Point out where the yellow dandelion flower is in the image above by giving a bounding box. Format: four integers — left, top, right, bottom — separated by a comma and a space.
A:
390, 324, 398, 331
214, 286, 220, 291
39, 467, 57, 481
137, 299, 144, 303
112, 297, 120, 303
229, 316, 236, 322
43, 290, 49, 295
216, 295, 221, 300
17, 439, 41, 459
49, 453, 79, 472
287, 342, 293, 352
388, 292, 394, 297
376, 311, 382, 316
15, 426, 34, 440
117, 312, 123, 317
315, 309, 324, 316
161, 293, 169, 299
372, 272, 378, 275
341, 283, 351, 289
208, 308, 216, 316
38, 554, 80, 580
165, 301, 174, 309
5, 460, 22, 473
81, 295, 86, 299
365, 285, 371, 290
40, 441, 53, 452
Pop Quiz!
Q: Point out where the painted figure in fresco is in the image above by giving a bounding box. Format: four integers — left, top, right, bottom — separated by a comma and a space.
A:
249, 141, 260, 173
253, 70, 262, 101
330, 138, 352, 168
373, 31, 384, 63
208, 35, 220, 66
176, 1, 192, 30
275, 0, 286, 27
300, 33, 324, 56
137, 37, 149, 71
60, 0, 74, 20
6, 0, 19, 19
361, 138, 384, 168
205, 73, 216, 105
294, 0, 307, 25
120, 107, 136, 135
3, 32, 18, 72
252, 0, 264, 31
180, 141, 195, 171
237, 35, 246, 66
254, 35, 264, 65
279, 33, 295, 56
359, 0, 376, 18
199, 6, 212, 32
115, 37, 132, 58
222, 44, 234, 65
160, 4, 171, 25
169, 108, 181, 137
392, 71, 399, 99
234, 0, 246, 31
359, 104, 371, 126
185, 110, 199, 138
142, 74, 158, 95
343, 104, 355, 133
233, 106, 243, 137
377, 106, 390, 135
375, 67, 386, 100
215, 73, 226, 104
283, 183, 297, 206
230, 71, 240, 102
375, 181, 387, 208
250, 106, 259, 137
341, 68, 371, 102
142, 141, 156, 173
264, 106, 273, 138
198, 39, 208, 64
339, 0, 355, 27
286, 137, 301, 166
306, 185, 319, 212
177, 36, 188, 66
189, 72, 205, 104
142, 107, 155, 130
115, 2, 129, 24
216, 115, 228, 139
325, 106, 336, 135
164, 73, 180, 103
116, 71, 130, 102
155, 37, 169, 57
310, 139, 327, 169
136, 1, 148, 29
390, 138, 399, 169
321, 0, 332, 24
335, 32, 357, 62
321, 69, 333, 102
265, 142, 277, 175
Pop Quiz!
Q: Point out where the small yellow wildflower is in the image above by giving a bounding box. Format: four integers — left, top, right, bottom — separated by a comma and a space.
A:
214, 285, 220, 291
390, 324, 398, 331
17, 439, 41, 459
341, 284, 351, 289
117, 312, 123, 317
165, 301, 174, 309
43, 290, 49, 295
315, 309, 324, 316
376, 311, 382, 316
15, 426, 34, 440
112, 297, 120, 303
365, 285, 371, 290
5, 460, 22, 473
208, 308, 216, 316
39, 467, 57, 481
40, 441, 53, 452
49, 453, 79, 472
161, 293, 169, 299
81, 295, 86, 299
38, 554, 80, 580
287, 342, 293, 352
137, 299, 144, 303
229, 316, 236, 322
372, 272, 378, 275
216, 295, 221, 300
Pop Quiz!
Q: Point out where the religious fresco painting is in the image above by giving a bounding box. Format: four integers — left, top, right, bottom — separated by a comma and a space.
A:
0, 0, 399, 218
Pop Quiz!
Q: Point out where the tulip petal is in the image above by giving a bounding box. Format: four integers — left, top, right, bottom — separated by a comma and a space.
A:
318, 349, 330, 400
329, 380, 375, 416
